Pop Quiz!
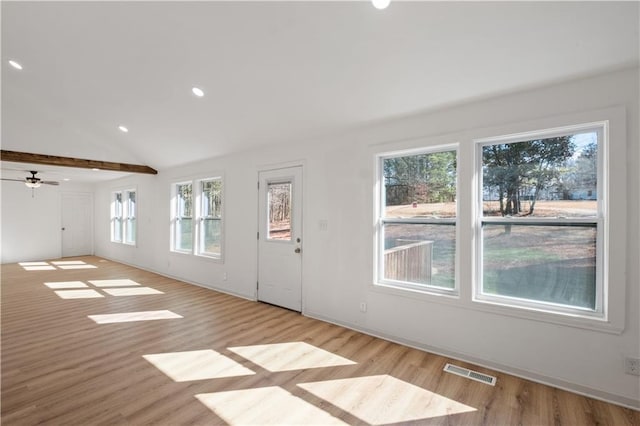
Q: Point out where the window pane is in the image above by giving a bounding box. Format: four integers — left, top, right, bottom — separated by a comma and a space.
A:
174, 184, 193, 252
268, 182, 292, 241
177, 184, 193, 217
383, 223, 455, 289
124, 191, 136, 244
201, 180, 222, 218
125, 218, 136, 244
201, 219, 221, 255
113, 218, 122, 242
482, 224, 596, 310
176, 218, 193, 251
482, 132, 597, 218
383, 151, 457, 219
128, 191, 136, 217
112, 192, 123, 242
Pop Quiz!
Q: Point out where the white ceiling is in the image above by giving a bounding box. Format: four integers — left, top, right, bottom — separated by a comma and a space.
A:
2, 1, 638, 182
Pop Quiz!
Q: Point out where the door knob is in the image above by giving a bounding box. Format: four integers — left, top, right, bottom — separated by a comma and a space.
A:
61, 227, 66, 231
294, 247, 301, 254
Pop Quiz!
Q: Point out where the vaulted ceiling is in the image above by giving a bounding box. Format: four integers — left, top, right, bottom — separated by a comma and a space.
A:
2, 1, 638, 183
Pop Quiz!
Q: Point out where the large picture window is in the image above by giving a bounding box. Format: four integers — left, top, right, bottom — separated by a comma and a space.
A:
377, 147, 457, 294
172, 177, 223, 260
111, 189, 136, 245
476, 123, 604, 316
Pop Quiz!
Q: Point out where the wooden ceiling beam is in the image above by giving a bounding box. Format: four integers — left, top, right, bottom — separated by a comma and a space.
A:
0, 150, 158, 175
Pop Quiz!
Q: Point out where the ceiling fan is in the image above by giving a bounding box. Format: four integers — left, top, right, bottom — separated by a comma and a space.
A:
1, 170, 60, 188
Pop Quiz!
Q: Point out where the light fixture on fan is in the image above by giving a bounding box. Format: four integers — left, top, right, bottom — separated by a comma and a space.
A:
1, 170, 59, 189
24, 171, 43, 188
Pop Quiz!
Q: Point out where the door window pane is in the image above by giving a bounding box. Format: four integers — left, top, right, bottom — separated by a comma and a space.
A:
268, 182, 292, 241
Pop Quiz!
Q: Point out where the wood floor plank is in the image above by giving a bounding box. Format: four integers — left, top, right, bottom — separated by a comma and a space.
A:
2, 256, 638, 425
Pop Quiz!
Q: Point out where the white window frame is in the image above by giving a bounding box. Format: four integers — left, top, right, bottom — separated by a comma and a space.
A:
474, 122, 607, 319
123, 189, 137, 245
375, 145, 459, 296
171, 176, 224, 261
110, 191, 123, 243
197, 177, 223, 259
172, 181, 194, 254
111, 188, 136, 245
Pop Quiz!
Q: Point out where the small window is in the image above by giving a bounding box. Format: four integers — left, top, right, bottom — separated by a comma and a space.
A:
376, 147, 457, 294
476, 124, 604, 316
267, 182, 292, 241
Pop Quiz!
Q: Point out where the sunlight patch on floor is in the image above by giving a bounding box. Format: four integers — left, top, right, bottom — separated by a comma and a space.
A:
298, 374, 476, 425
51, 261, 87, 265
19, 262, 49, 266
88, 279, 141, 287
55, 289, 104, 299
102, 287, 164, 296
45, 281, 88, 289
88, 310, 183, 324
228, 342, 356, 372
23, 265, 57, 271
56, 264, 98, 269
143, 350, 255, 382
196, 386, 347, 425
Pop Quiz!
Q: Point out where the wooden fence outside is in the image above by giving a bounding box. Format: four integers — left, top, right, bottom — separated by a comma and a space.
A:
384, 240, 433, 284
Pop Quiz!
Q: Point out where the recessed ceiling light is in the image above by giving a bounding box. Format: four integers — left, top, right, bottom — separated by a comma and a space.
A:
118, 125, 129, 133
372, 0, 391, 10
8, 60, 23, 70
192, 87, 204, 97
63, 178, 70, 181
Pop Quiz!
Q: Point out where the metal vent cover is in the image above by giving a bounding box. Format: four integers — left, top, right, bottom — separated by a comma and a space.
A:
443, 363, 497, 386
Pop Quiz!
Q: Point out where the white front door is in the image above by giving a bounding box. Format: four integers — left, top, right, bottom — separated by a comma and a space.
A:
61, 192, 93, 257
257, 166, 303, 311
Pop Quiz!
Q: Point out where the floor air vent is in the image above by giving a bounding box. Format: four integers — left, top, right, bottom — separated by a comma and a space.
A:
443, 363, 497, 386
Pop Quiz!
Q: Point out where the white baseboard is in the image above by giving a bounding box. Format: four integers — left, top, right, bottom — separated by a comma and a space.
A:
304, 310, 640, 411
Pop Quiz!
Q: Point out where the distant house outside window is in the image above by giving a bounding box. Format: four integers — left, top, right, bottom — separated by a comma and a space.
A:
476, 123, 604, 317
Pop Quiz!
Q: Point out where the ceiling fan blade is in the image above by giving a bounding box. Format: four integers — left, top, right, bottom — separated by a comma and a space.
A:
0, 178, 27, 182
41, 181, 60, 186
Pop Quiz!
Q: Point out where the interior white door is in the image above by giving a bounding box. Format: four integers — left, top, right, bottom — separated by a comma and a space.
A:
61, 192, 93, 257
258, 166, 303, 311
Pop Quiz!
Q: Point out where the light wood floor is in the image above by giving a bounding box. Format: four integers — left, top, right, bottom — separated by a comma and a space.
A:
2, 256, 638, 425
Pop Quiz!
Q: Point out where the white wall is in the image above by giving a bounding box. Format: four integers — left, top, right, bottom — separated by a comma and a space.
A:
1, 181, 94, 263
93, 68, 639, 408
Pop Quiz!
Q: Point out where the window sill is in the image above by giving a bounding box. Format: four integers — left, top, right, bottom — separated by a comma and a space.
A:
169, 250, 223, 264
470, 297, 622, 334
369, 281, 623, 334
372, 281, 460, 302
